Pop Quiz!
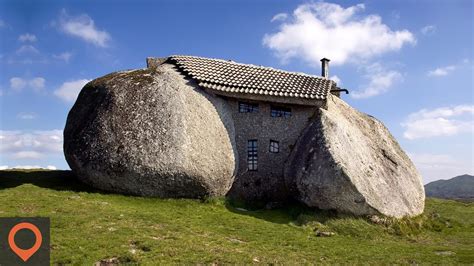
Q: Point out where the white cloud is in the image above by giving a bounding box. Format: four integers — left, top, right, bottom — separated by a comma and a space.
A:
0, 130, 63, 169
54, 79, 90, 102
11, 151, 43, 159
351, 63, 402, 99
18, 33, 37, 42
408, 153, 473, 184
427, 65, 456, 77
29, 77, 46, 92
0, 165, 57, 170
421, 25, 436, 35
16, 45, 40, 55
10, 77, 27, 92
271, 13, 288, 22
6, 58, 49, 65
11, 165, 42, 169
0, 19, 5, 28
12, 165, 55, 170
330, 75, 341, 85
53, 52, 73, 63
426, 59, 470, 77
263, 2, 415, 66
9, 77, 46, 93
402, 105, 474, 139
17, 112, 38, 120
58, 9, 111, 47
0, 130, 63, 157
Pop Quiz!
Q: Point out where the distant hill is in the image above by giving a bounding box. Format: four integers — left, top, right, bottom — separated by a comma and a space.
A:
425, 174, 474, 200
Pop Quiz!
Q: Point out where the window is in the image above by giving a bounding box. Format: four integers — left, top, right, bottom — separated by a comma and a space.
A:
269, 140, 279, 153
271, 106, 291, 117
247, 140, 258, 171
239, 102, 259, 113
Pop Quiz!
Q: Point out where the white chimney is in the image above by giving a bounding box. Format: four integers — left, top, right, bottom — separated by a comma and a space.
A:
320, 58, 330, 78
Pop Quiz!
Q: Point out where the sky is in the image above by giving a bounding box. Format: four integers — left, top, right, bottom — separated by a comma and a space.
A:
0, 0, 472, 184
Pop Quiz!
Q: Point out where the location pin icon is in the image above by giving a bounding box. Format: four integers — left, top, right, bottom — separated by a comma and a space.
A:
8, 222, 43, 262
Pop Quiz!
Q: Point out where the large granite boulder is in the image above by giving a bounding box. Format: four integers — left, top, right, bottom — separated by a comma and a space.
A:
284, 95, 425, 217
64, 63, 237, 198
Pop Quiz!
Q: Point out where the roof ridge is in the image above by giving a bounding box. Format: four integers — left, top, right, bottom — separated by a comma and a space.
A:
169, 55, 329, 81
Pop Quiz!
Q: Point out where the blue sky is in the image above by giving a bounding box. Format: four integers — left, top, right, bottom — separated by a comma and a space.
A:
0, 0, 472, 183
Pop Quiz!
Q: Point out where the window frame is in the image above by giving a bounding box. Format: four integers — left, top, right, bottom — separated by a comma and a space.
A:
239, 102, 259, 113
247, 139, 258, 171
270, 106, 291, 117
269, 140, 279, 153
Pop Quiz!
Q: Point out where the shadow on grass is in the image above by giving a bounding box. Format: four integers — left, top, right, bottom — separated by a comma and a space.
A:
0, 170, 341, 225
0, 170, 99, 193
222, 198, 338, 225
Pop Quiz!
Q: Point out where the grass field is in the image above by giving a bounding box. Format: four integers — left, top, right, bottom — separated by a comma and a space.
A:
0, 170, 473, 264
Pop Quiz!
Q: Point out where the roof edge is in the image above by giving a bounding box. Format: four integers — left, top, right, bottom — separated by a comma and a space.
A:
204, 88, 325, 107
169, 55, 329, 81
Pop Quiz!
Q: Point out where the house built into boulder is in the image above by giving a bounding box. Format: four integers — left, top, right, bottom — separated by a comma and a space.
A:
64, 55, 425, 217
163, 56, 336, 204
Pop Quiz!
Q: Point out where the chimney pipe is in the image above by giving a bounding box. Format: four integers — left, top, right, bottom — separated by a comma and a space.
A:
320, 58, 330, 78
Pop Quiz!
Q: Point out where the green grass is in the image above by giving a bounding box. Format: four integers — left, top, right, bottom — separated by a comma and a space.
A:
0, 170, 473, 264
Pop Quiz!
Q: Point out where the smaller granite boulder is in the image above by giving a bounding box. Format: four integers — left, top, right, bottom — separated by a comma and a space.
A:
285, 95, 425, 218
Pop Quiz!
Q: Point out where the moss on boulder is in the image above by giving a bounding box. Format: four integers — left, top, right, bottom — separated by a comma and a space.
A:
64, 64, 237, 198
285, 95, 425, 218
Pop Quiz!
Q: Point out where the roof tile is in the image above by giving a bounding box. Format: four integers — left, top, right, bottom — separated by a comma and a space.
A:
169, 55, 333, 101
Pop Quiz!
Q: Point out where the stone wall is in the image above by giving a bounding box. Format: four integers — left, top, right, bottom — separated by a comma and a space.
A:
225, 98, 321, 203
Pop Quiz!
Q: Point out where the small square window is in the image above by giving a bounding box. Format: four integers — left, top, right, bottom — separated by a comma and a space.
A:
239, 102, 259, 113
269, 140, 279, 153
270, 106, 291, 117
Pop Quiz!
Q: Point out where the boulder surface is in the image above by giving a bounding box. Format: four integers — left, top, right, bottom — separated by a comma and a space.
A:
64, 63, 237, 198
285, 95, 425, 217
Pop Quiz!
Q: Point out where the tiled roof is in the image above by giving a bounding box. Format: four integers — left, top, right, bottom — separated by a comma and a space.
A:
169, 55, 333, 100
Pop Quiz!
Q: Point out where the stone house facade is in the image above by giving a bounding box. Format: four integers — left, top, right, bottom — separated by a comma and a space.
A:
147, 55, 338, 203
226, 99, 320, 202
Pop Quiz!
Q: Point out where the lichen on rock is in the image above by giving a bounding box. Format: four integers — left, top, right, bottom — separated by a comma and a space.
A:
284, 95, 425, 218
64, 64, 237, 198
